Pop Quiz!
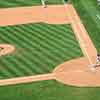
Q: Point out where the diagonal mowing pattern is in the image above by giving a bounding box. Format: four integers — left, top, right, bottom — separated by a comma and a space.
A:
0, 23, 82, 79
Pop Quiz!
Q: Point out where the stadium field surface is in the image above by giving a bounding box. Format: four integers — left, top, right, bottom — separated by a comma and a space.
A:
1, 1, 100, 100
0, 23, 82, 79
0, 0, 63, 8
0, 80, 100, 100
71, 0, 100, 53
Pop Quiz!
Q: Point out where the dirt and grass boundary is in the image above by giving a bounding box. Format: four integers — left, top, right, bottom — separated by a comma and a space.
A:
0, 4, 99, 87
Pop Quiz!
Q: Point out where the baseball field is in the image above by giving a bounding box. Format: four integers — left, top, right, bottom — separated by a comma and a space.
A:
0, 0, 100, 100
0, 23, 82, 79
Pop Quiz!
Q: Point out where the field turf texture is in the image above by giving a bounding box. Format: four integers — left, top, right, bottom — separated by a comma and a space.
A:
71, 0, 100, 53
1, 1, 100, 100
1, 80, 100, 100
0, 0, 63, 8
0, 23, 82, 79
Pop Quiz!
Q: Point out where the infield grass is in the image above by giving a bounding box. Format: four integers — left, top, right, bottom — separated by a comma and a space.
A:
0, 23, 82, 79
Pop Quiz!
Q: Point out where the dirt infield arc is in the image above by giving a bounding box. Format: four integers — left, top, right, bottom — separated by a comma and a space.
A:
0, 4, 100, 87
0, 5, 69, 26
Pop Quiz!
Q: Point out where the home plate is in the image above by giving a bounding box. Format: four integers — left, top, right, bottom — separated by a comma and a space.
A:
55, 70, 100, 87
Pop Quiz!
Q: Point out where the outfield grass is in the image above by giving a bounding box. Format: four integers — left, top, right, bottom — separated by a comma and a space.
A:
71, 0, 100, 53
0, 0, 63, 8
44, 0, 63, 5
0, 80, 100, 100
0, 0, 41, 8
0, 23, 82, 79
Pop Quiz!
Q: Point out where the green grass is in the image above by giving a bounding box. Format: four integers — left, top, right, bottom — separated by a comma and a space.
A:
0, 80, 100, 100
71, 0, 100, 53
0, 0, 63, 8
0, 23, 82, 79
0, 0, 41, 8
44, 0, 63, 5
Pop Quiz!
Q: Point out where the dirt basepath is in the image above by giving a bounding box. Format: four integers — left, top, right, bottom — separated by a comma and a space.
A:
66, 5, 97, 64
0, 73, 54, 86
0, 5, 69, 26
0, 4, 99, 87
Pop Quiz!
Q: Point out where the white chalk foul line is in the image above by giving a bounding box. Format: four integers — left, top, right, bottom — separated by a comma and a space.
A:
75, 24, 93, 65
0, 73, 54, 86
63, 5, 93, 64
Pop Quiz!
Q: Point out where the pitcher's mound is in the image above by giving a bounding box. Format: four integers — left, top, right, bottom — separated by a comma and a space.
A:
0, 44, 15, 56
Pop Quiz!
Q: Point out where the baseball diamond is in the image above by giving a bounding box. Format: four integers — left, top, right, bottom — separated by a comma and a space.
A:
0, 0, 100, 100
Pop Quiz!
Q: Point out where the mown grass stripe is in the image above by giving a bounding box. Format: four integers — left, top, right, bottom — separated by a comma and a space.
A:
34, 24, 78, 46
5, 27, 45, 74
0, 34, 31, 76
7, 25, 52, 72
0, 29, 40, 75
39, 23, 77, 42
26, 24, 82, 61
0, 23, 82, 78
11, 26, 52, 72
12, 23, 80, 70
25, 23, 82, 53
22, 27, 68, 61
33, 24, 79, 51
26, 23, 81, 58
30, 24, 81, 56
17, 25, 66, 61
0, 58, 19, 78
0, 58, 16, 78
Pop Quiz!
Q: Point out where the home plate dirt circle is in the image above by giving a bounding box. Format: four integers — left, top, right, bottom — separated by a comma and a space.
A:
0, 44, 15, 56
55, 70, 100, 87
54, 57, 100, 87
